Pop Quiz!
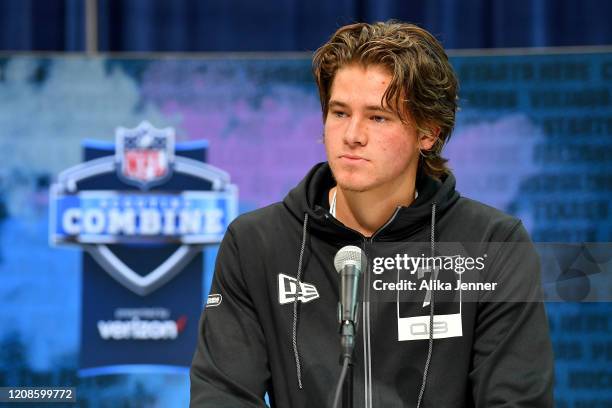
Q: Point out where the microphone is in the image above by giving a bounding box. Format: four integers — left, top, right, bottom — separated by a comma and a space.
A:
334, 245, 365, 359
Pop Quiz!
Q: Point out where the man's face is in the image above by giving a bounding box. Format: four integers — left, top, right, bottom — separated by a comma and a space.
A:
324, 64, 424, 194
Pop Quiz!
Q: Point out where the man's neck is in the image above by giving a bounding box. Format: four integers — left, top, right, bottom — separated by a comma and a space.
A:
330, 177, 417, 237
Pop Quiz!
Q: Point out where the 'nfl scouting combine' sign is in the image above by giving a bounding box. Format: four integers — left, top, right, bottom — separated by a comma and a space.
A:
49, 122, 237, 372
50, 122, 237, 295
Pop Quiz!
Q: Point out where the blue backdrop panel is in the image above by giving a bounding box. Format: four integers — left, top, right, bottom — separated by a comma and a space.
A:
0, 51, 609, 406
1, 0, 611, 51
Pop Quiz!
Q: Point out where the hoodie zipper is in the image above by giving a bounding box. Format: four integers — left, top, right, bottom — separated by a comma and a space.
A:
362, 208, 401, 408
325, 207, 401, 408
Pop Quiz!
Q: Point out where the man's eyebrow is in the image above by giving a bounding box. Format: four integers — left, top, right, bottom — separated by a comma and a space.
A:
329, 100, 395, 114
364, 105, 395, 114
328, 100, 348, 109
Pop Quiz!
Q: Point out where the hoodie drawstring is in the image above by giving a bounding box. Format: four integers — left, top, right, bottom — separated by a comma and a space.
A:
291, 204, 437, 398
292, 213, 309, 389
417, 202, 437, 408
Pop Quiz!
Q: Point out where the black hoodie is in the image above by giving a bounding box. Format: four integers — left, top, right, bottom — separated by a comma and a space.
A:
190, 162, 554, 407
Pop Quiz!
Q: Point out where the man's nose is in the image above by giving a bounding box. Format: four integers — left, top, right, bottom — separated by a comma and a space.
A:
343, 117, 367, 146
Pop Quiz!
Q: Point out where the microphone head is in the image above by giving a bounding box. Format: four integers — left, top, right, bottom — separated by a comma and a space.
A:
334, 245, 365, 273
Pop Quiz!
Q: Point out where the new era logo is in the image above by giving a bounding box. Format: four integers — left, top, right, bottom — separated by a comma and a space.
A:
278, 274, 319, 305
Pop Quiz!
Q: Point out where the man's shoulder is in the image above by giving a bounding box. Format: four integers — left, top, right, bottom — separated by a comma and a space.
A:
227, 201, 295, 238
450, 197, 528, 242
453, 196, 519, 225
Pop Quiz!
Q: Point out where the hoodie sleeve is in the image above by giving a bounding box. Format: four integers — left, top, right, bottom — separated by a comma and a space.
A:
469, 221, 554, 407
190, 226, 270, 408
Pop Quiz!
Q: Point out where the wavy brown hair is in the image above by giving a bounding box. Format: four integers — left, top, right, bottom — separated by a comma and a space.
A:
312, 21, 458, 179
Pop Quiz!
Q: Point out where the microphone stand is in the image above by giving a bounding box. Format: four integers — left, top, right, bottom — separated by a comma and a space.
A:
340, 320, 355, 408
343, 363, 353, 408
333, 251, 363, 408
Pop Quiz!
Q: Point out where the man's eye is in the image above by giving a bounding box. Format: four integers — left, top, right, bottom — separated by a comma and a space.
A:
372, 115, 387, 123
332, 111, 347, 118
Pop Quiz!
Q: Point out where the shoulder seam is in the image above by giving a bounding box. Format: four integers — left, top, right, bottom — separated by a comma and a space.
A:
503, 219, 524, 242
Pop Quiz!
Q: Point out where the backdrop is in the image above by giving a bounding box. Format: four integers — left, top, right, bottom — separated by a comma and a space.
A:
0, 51, 610, 406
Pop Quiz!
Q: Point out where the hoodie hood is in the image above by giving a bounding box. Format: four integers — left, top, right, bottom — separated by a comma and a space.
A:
283, 162, 460, 241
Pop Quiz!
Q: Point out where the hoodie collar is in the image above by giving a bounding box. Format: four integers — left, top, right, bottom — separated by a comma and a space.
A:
283, 162, 460, 242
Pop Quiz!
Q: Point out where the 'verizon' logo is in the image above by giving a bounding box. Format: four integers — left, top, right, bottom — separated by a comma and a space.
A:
97, 315, 188, 341
49, 122, 238, 296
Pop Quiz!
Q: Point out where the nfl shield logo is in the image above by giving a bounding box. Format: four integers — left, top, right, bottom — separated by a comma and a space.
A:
115, 121, 175, 189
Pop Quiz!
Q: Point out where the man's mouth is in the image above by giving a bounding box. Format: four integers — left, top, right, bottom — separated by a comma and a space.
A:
339, 154, 367, 162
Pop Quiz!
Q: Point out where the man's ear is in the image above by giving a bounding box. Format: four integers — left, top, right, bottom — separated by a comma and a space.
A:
419, 125, 441, 152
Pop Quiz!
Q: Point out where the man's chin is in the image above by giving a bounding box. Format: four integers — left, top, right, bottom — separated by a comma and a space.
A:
335, 180, 373, 193
330, 168, 377, 193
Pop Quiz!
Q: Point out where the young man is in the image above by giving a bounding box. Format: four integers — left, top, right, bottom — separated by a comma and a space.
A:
190, 22, 554, 407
